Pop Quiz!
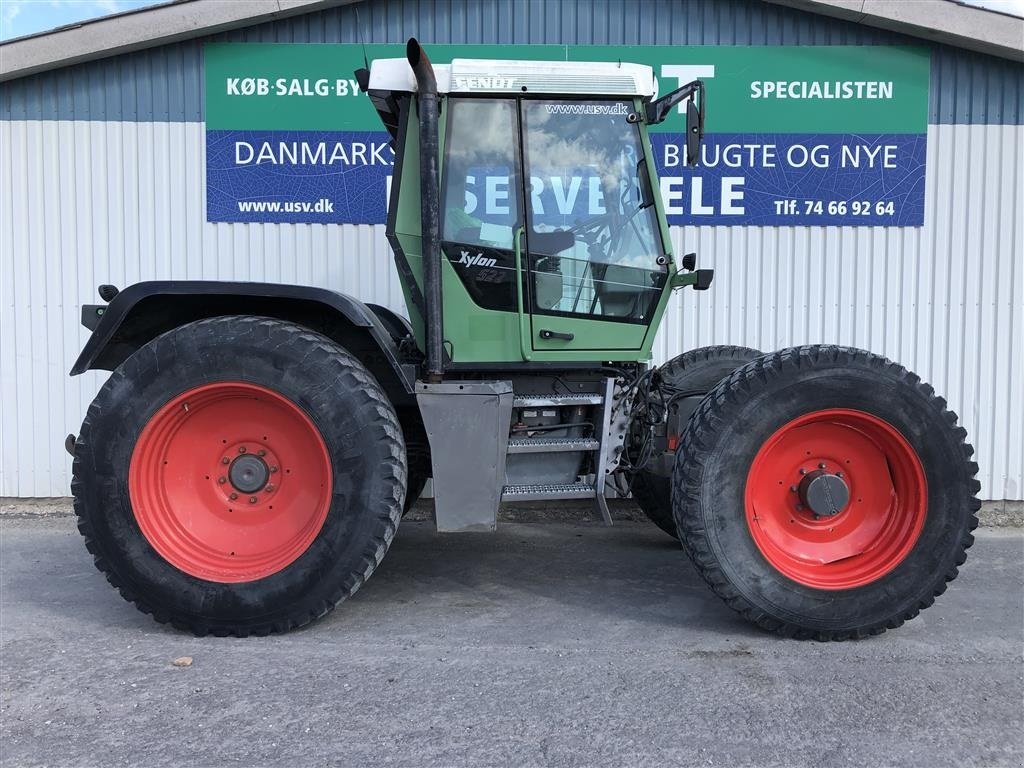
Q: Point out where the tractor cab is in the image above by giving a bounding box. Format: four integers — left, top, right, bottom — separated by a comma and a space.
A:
364, 51, 706, 367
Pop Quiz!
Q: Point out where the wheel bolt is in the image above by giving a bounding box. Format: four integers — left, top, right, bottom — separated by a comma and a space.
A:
818, 462, 826, 470
265, 484, 275, 492
796, 504, 804, 511
221, 457, 230, 465
238, 446, 247, 454
249, 496, 258, 504
257, 449, 266, 457
229, 492, 238, 500
789, 485, 797, 493
799, 468, 807, 475
218, 476, 227, 484
270, 466, 278, 474
837, 471, 844, 478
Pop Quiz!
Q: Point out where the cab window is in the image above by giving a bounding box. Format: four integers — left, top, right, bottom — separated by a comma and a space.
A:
441, 98, 520, 312
520, 99, 666, 324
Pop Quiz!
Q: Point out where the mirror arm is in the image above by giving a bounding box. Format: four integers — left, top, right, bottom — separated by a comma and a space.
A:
647, 79, 704, 125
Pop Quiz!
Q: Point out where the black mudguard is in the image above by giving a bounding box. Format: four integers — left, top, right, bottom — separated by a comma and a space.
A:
71, 281, 416, 399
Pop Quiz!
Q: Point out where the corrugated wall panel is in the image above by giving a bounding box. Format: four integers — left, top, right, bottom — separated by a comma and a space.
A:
1, 120, 1020, 498
2, 0, 1022, 124
1, 0, 1022, 499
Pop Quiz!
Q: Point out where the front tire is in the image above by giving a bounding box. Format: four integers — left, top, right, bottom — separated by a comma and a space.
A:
673, 345, 980, 639
72, 316, 406, 636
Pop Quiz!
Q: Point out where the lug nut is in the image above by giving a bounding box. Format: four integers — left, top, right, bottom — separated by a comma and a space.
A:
238, 446, 247, 454
249, 496, 258, 504
270, 466, 278, 474
229, 492, 238, 500
257, 449, 266, 457
221, 457, 230, 465
799, 468, 807, 475
789, 485, 797, 492
818, 462, 826, 470
265, 484, 275, 492
837, 471, 844, 478
796, 504, 804, 511
218, 477, 227, 484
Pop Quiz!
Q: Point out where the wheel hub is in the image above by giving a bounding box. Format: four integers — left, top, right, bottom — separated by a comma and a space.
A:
128, 382, 332, 583
798, 469, 849, 517
744, 408, 927, 590
229, 454, 270, 494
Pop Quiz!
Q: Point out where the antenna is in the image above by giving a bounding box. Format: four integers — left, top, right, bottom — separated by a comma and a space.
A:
355, 5, 369, 72
353, 6, 370, 92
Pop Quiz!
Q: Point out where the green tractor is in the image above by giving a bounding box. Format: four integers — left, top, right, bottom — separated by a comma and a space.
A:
68, 40, 979, 639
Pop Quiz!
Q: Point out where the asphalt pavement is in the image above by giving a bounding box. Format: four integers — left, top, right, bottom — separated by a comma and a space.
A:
2, 515, 1022, 768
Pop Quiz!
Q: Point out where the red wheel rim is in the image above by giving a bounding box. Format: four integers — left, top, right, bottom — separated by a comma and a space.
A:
128, 382, 332, 583
745, 408, 926, 590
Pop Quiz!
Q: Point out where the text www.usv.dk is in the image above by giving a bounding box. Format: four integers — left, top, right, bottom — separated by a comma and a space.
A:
237, 198, 335, 213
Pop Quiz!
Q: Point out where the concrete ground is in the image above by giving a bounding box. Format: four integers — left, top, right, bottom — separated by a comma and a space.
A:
1, 515, 1022, 768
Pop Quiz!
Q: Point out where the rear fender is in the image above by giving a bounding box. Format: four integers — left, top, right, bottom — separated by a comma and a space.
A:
71, 281, 416, 404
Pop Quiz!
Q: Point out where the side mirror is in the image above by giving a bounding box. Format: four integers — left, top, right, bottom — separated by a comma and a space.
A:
686, 98, 701, 167
646, 79, 705, 166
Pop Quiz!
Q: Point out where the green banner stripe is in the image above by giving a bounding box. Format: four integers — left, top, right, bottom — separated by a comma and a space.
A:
204, 43, 929, 133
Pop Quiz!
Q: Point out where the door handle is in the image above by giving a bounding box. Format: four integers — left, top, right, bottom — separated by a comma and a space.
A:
539, 329, 574, 341
513, 225, 532, 362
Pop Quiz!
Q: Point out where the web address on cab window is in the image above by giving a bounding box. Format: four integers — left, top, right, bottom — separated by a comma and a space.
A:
544, 103, 629, 116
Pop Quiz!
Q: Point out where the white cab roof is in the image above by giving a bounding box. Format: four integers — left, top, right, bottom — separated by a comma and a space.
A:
368, 57, 657, 98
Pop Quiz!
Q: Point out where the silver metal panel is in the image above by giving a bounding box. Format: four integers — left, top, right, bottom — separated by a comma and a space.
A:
513, 394, 603, 407
415, 380, 513, 532
0, 119, 1020, 501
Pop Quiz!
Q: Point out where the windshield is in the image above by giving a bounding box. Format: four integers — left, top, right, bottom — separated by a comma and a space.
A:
522, 99, 666, 323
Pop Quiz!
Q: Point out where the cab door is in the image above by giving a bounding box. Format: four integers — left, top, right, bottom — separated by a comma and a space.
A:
438, 98, 526, 363
518, 98, 669, 357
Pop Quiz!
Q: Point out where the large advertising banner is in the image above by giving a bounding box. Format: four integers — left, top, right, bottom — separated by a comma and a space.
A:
205, 43, 929, 226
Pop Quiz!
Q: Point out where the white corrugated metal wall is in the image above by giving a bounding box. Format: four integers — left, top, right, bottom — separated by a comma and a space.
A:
1, 119, 1021, 499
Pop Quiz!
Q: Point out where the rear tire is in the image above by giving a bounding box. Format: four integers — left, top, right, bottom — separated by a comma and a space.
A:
673, 345, 980, 639
72, 316, 406, 636
630, 345, 761, 538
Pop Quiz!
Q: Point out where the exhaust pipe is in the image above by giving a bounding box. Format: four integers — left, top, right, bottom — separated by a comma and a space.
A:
406, 38, 444, 382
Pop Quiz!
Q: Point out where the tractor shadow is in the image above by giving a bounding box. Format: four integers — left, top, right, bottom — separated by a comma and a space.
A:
344, 511, 763, 642
3, 515, 760, 643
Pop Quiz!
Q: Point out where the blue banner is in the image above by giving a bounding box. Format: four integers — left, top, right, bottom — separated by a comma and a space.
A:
652, 133, 927, 226
207, 130, 926, 227
206, 130, 395, 224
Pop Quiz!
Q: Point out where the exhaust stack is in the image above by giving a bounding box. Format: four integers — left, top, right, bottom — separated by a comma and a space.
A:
406, 38, 444, 382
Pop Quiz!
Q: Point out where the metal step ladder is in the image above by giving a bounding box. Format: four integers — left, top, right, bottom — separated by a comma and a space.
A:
500, 378, 617, 524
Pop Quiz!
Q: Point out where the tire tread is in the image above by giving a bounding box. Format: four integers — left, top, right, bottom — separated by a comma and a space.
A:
672, 344, 979, 641
72, 316, 405, 637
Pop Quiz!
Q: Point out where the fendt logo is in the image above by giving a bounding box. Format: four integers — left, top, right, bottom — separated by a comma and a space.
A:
458, 250, 498, 268
454, 76, 516, 90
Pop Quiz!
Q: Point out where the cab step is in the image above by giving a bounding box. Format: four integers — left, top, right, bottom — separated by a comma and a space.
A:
506, 437, 601, 454
512, 393, 604, 408
501, 482, 596, 501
